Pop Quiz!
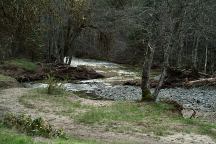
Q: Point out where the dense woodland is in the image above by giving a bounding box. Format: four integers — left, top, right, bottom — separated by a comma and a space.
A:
1, 0, 216, 98
1, 0, 216, 70
0, 1, 216, 143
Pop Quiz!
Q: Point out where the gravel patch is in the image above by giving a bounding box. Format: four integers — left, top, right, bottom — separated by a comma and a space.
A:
157, 87, 216, 112
93, 85, 216, 112
26, 81, 216, 112
94, 85, 142, 101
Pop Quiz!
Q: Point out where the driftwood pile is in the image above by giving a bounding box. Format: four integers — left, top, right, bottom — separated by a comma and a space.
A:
123, 67, 215, 88
46, 64, 104, 81
0, 63, 104, 82
166, 67, 215, 88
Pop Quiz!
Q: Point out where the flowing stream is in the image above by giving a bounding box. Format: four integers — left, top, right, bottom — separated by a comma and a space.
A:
25, 57, 216, 113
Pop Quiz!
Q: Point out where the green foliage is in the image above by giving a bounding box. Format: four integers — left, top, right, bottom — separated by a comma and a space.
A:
4, 59, 38, 72
46, 74, 58, 95
0, 0, 47, 59
0, 126, 39, 144
0, 74, 15, 81
0, 124, 100, 144
3, 113, 65, 138
45, 75, 64, 95
0, 74, 19, 89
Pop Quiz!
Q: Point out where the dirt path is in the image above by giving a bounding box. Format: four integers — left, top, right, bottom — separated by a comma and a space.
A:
0, 88, 162, 144
0, 88, 215, 144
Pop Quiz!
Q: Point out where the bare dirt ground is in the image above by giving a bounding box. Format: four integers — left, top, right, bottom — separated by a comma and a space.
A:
0, 88, 215, 144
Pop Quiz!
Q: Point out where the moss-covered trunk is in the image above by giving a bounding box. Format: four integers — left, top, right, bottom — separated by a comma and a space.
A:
141, 43, 155, 101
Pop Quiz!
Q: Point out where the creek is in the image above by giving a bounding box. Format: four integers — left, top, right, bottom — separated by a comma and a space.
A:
25, 57, 216, 112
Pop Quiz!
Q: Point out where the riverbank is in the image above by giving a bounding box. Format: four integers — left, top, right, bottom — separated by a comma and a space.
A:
17, 57, 216, 122
0, 59, 104, 82
0, 88, 216, 144
0, 58, 216, 143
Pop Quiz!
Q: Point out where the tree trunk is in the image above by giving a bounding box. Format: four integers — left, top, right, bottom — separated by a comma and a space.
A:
154, 36, 172, 98
185, 78, 216, 87
177, 34, 184, 67
193, 35, 200, 70
141, 42, 155, 101
204, 43, 208, 73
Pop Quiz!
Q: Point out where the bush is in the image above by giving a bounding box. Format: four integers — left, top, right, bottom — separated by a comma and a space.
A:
3, 113, 65, 138
46, 74, 65, 95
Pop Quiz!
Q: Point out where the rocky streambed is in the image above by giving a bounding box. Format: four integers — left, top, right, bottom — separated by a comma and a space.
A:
26, 57, 216, 114
158, 87, 216, 112
88, 84, 216, 112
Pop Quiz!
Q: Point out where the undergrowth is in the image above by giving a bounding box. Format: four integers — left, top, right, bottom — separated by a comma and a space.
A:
20, 89, 216, 140
0, 74, 16, 81
3, 113, 65, 138
4, 59, 38, 72
0, 123, 100, 144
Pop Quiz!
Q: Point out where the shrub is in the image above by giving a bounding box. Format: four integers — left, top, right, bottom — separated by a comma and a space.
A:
46, 74, 64, 95
3, 113, 65, 138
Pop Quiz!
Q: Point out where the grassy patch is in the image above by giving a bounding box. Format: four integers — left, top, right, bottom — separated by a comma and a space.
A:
76, 102, 174, 123
19, 88, 91, 117
0, 124, 99, 144
76, 102, 216, 138
19, 89, 216, 140
182, 118, 216, 139
3, 113, 66, 138
0, 74, 19, 89
75, 102, 174, 135
0, 127, 40, 144
0, 74, 16, 81
4, 59, 38, 71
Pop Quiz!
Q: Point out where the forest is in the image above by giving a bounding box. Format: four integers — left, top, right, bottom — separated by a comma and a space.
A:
0, 0, 216, 144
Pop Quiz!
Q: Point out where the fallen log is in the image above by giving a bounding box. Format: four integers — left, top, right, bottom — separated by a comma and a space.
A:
185, 78, 216, 87
123, 67, 213, 88
166, 67, 210, 82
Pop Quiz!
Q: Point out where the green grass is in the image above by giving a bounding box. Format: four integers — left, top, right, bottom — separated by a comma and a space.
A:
19, 89, 216, 140
0, 74, 19, 89
0, 74, 16, 81
4, 59, 38, 71
75, 102, 175, 135
19, 88, 92, 117
76, 102, 173, 123
0, 124, 99, 144
75, 102, 216, 138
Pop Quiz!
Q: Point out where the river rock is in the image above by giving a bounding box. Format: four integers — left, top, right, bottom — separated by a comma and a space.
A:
181, 109, 196, 119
